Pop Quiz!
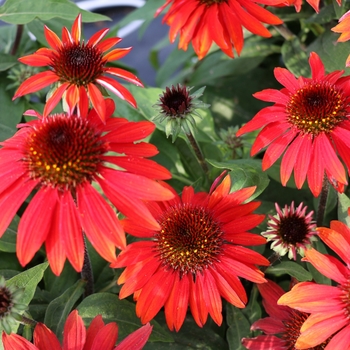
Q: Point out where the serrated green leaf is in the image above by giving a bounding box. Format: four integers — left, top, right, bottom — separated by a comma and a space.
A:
226, 304, 251, 350
265, 261, 312, 281
0, 0, 110, 24
337, 192, 350, 226
44, 279, 85, 340
77, 293, 173, 343
0, 263, 49, 338
281, 37, 310, 77
206, 159, 269, 200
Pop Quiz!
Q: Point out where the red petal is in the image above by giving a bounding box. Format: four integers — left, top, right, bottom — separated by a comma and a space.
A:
293, 134, 312, 189
13, 71, 59, 99
103, 47, 132, 61
136, 269, 175, 323
17, 187, 57, 267
115, 323, 152, 350
202, 270, 223, 326
104, 67, 143, 87
59, 191, 84, 272
89, 28, 110, 47
0, 176, 37, 237
189, 273, 208, 327
44, 25, 62, 49
34, 323, 62, 350
96, 77, 137, 108
2, 332, 39, 350
108, 142, 158, 157
71, 14, 82, 44
309, 52, 325, 80
90, 323, 118, 350
65, 84, 80, 115
63, 310, 86, 350
43, 82, 69, 117
45, 202, 66, 276
164, 276, 189, 331
104, 121, 155, 143
18, 53, 52, 66
274, 67, 299, 91
95, 36, 121, 52
104, 156, 171, 180
85, 316, 104, 350
87, 83, 106, 123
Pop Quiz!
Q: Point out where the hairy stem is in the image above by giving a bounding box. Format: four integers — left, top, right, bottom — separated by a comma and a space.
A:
81, 235, 94, 297
316, 176, 329, 227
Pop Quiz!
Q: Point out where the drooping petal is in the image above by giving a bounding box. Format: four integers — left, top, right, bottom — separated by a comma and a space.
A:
17, 187, 57, 267
2, 332, 39, 350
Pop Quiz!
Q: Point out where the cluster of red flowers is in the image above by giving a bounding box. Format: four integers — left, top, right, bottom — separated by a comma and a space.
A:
3, 0, 350, 348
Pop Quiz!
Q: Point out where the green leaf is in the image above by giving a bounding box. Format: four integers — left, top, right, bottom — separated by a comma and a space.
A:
265, 261, 313, 281
337, 192, 350, 227
308, 30, 350, 74
281, 37, 310, 77
44, 279, 86, 340
0, 216, 18, 253
0, 0, 110, 24
206, 159, 269, 200
226, 304, 251, 350
0, 53, 17, 71
0, 75, 25, 141
77, 293, 173, 343
0, 262, 49, 339
241, 286, 261, 325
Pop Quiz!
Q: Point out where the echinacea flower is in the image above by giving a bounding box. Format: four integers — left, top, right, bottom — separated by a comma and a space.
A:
242, 279, 332, 349
0, 277, 27, 335
113, 173, 269, 331
0, 99, 173, 275
237, 52, 350, 197
332, 10, 350, 66
13, 14, 143, 122
2, 310, 152, 350
154, 84, 209, 141
262, 202, 317, 260
278, 220, 350, 349
155, 0, 283, 60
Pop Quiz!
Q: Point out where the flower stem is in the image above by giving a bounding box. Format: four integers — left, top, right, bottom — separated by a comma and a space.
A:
316, 175, 329, 227
186, 132, 209, 176
10, 24, 24, 56
20, 315, 37, 327
261, 252, 280, 273
81, 234, 94, 297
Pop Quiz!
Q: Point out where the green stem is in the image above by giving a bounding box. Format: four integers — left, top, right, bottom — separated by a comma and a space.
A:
81, 234, 94, 297
316, 176, 329, 227
186, 132, 209, 176
10, 25, 24, 56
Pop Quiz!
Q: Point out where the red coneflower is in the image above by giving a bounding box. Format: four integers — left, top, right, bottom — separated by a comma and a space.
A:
155, 0, 283, 60
0, 99, 173, 275
237, 52, 350, 197
242, 279, 332, 349
2, 310, 152, 350
13, 14, 143, 122
278, 220, 350, 349
113, 174, 269, 331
